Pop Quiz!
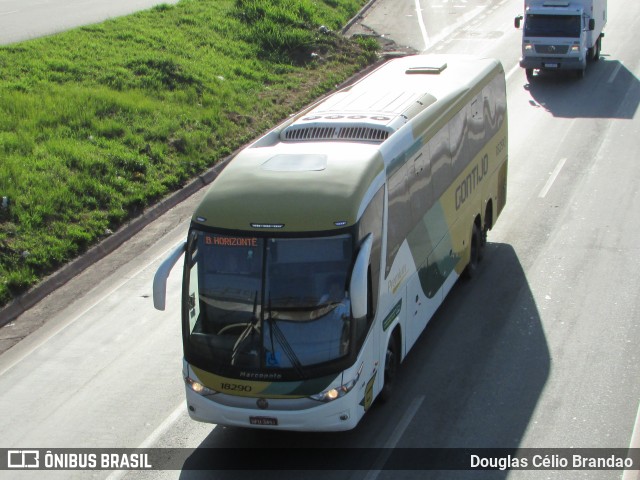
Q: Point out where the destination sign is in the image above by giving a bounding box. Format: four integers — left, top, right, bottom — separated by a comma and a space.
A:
205, 236, 258, 247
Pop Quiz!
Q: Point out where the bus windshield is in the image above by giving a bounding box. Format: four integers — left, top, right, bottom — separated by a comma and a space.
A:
524, 14, 581, 38
184, 231, 354, 379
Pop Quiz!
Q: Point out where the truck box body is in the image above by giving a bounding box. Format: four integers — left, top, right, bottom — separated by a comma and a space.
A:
517, 0, 607, 77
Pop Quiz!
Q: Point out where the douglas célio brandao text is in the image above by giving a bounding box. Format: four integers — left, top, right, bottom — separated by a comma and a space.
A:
470, 453, 634, 470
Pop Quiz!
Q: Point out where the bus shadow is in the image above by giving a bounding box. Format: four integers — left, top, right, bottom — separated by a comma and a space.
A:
523, 57, 639, 119
176, 243, 548, 480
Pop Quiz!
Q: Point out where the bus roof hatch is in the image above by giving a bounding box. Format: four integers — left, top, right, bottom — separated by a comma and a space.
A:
405, 62, 448, 75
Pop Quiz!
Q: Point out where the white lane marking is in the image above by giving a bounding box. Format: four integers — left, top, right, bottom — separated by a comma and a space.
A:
0, 240, 186, 378
423, 6, 486, 53
105, 401, 191, 480
0, 10, 19, 15
538, 157, 567, 198
414, 0, 430, 51
506, 63, 520, 81
622, 399, 640, 480
363, 395, 425, 480
607, 62, 623, 84
139, 401, 189, 449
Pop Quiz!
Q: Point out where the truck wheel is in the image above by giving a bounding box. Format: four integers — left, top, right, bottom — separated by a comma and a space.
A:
525, 69, 534, 82
594, 37, 601, 61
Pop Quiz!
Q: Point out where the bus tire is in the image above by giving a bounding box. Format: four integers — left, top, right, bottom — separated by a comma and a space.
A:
479, 225, 488, 262
379, 334, 399, 403
464, 223, 481, 280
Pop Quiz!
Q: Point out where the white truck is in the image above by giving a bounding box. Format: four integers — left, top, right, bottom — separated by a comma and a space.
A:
514, 0, 607, 80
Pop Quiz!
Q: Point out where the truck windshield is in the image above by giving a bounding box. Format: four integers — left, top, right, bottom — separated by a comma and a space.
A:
184, 231, 354, 379
525, 14, 581, 38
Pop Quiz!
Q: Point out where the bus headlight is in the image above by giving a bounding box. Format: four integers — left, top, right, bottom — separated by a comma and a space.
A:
310, 363, 363, 402
310, 386, 346, 402
185, 376, 218, 396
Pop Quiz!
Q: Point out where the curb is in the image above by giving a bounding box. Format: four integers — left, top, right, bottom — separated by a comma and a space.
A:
341, 0, 379, 35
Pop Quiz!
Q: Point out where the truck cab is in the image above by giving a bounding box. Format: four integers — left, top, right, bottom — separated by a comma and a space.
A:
515, 0, 606, 80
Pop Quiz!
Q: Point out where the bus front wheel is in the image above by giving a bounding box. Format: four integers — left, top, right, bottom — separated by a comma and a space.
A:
379, 334, 399, 403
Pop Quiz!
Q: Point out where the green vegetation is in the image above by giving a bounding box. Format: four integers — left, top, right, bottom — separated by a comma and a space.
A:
0, 0, 379, 307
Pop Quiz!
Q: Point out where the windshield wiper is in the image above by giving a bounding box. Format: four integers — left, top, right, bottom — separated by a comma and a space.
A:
230, 291, 260, 366
267, 294, 306, 379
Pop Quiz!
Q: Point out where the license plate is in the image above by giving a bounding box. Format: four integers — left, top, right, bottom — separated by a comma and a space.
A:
545, 63, 558, 68
250, 416, 278, 426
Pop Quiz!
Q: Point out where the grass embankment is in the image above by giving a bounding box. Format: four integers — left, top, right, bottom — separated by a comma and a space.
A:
0, 0, 379, 308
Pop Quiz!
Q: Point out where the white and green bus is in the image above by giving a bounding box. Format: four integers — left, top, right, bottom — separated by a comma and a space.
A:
153, 54, 508, 431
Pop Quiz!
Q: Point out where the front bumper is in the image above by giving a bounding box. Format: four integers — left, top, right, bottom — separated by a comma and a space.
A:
520, 56, 586, 71
185, 386, 362, 432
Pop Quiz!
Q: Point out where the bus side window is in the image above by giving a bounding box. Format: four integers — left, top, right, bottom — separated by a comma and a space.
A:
484, 83, 498, 138
186, 232, 201, 334
430, 128, 452, 201
449, 107, 468, 178
386, 165, 409, 276
409, 143, 433, 227
468, 92, 485, 160
486, 74, 507, 137
358, 186, 384, 320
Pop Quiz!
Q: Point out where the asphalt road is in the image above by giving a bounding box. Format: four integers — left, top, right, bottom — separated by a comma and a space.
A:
0, 0, 639, 479
0, 0, 179, 44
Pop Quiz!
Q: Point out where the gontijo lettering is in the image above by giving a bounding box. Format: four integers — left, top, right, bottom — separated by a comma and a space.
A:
455, 153, 489, 210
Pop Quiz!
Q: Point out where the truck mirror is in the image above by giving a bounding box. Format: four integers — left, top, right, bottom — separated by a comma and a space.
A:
153, 242, 186, 311
514, 15, 522, 29
350, 234, 373, 320
588, 19, 595, 31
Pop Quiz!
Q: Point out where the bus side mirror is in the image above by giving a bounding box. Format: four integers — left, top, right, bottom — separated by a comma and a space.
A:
350, 235, 373, 320
588, 19, 595, 31
153, 242, 186, 311
514, 15, 522, 29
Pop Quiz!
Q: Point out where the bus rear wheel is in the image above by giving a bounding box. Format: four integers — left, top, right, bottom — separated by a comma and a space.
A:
464, 224, 481, 279
379, 334, 399, 403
